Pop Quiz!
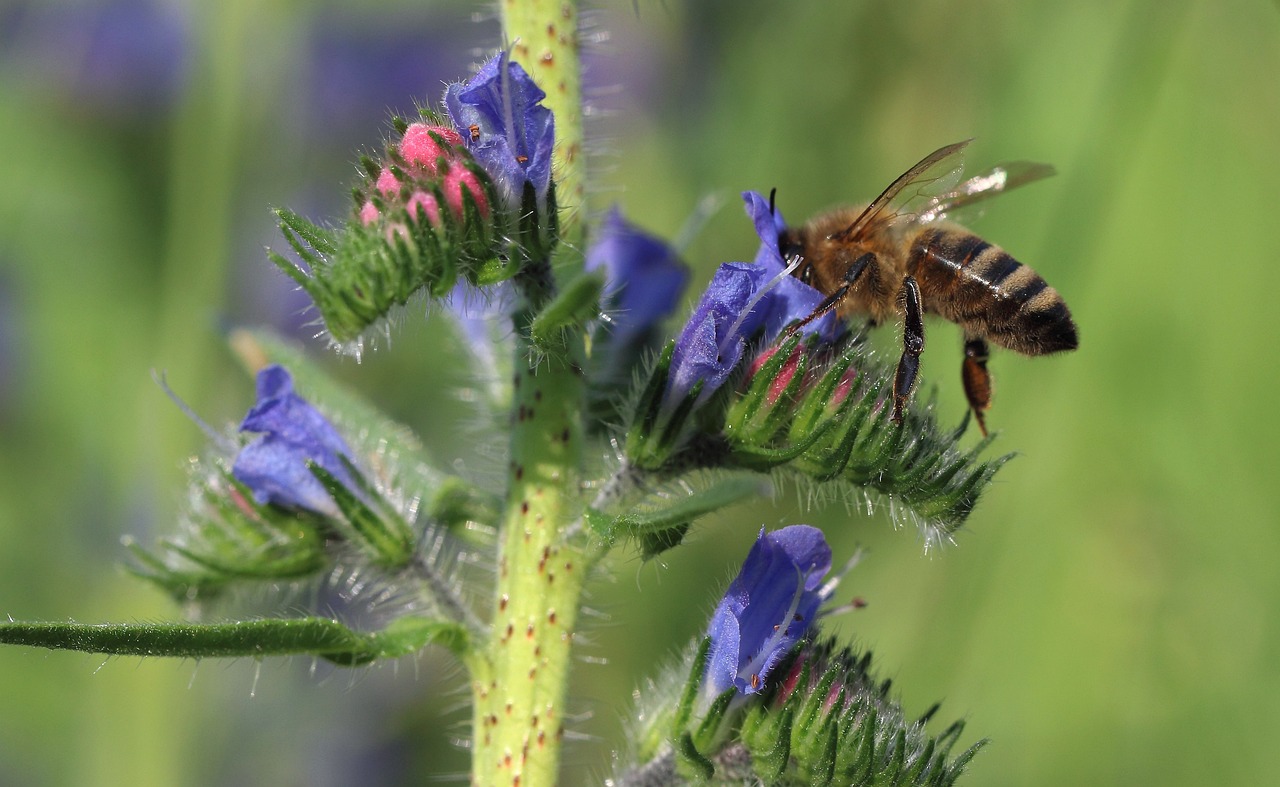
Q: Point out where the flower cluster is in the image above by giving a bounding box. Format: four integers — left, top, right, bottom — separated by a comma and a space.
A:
357, 121, 489, 232
614, 526, 981, 786
131, 363, 427, 602
269, 53, 557, 352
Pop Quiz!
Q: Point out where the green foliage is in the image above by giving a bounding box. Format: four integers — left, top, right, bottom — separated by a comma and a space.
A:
0, 616, 468, 667
734, 641, 983, 787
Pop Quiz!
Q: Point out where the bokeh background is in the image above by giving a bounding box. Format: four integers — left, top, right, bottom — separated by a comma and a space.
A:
2, 0, 1278, 784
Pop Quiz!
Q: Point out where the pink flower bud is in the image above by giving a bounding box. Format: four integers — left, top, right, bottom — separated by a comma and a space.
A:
375, 167, 400, 197
828, 366, 860, 410
442, 165, 490, 220
399, 123, 464, 177
404, 190, 442, 227
358, 201, 380, 226
766, 349, 802, 406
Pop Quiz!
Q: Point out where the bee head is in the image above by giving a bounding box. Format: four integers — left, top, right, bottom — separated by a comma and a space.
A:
769, 188, 805, 261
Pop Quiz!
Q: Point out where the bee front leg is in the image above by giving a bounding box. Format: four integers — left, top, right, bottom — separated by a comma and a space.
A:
961, 335, 992, 436
892, 275, 925, 424
786, 252, 875, 336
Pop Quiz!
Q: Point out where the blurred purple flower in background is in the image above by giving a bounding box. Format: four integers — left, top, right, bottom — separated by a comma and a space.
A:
0, 0, 189, 114
585, 206, 689, 353
703, 525, 833, 699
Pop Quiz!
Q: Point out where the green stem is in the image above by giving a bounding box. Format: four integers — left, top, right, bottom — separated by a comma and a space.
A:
0, 617, 469, 666
472, 301, 590, 787
469, 6, 589, 785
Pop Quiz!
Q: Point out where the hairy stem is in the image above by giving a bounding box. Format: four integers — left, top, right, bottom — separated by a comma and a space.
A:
472, 297, 589, 787
470, 5, 589, 785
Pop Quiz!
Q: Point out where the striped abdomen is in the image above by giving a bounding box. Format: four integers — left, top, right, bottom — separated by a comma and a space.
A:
906, 226, 1077, 355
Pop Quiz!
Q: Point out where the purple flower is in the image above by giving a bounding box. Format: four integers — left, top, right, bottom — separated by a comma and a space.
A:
741, 191, 843, 343
704, 525, 833, 698
232, 365, 356, 517
743, 190, 788, 268
666, 262, 773, 405
585, 207, 689, 350
661, 195, 847, 409
444, 52, 555, 212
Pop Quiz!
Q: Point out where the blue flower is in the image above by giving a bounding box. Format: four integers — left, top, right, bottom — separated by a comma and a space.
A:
232, 365, 356, 517
585, 207, 689, 351
666, 262, 773, 406
443, 52, 555, 212
661, 195, 846, 409
704, 525, 833, 699
741, 191, 843, 344
743, 190, 788, 268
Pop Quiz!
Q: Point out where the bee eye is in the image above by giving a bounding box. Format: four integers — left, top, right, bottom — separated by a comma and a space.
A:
799, 264, 813, 285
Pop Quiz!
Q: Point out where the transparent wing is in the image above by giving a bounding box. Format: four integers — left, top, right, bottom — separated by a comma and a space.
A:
914, 160, 1057, 224
832, 140, 971, 242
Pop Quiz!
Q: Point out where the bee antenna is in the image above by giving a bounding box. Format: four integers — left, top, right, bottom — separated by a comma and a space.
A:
769, 187, 778, 217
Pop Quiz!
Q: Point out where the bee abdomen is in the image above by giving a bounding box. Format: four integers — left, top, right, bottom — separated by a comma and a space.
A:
909, 227, 1078, 355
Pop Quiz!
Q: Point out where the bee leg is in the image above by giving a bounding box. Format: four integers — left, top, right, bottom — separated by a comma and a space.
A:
961, 335, 992, 436
892, 275, 925, 424
785, 252, 875, 336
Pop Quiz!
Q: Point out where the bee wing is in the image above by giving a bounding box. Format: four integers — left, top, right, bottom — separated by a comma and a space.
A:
831, 139, 971, 242
914, 160, 1057, 224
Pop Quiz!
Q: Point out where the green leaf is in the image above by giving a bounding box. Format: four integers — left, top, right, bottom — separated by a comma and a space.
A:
0, 616, 469, 666
529, 270, 604, 347
592, 474, 768, 543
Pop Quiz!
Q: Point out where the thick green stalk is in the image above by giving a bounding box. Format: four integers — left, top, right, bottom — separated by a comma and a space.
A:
470, 5, 589, 784
472, 309, 589, 787
503, 0, 584, 250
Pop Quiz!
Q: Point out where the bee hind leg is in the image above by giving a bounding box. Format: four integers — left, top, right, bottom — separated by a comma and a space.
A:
891, 275, 925, 424
961, 335, 992, 436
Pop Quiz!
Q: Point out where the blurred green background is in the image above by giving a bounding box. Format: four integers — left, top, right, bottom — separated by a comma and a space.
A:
1, 0, 1277, 784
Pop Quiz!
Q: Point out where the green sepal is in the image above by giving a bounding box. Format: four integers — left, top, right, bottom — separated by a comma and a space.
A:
639, 523, 690, 561
0, 616, 468, 667
691, 688, 736, 752
310, 460, 415, 568
675, 732, 715, 782
277, 207, 338, 257
672, 637, 712, 737
530, 270, 603, 347
127, 468, 330, 602
747, 705, 793, 784
624, 342, 674, 466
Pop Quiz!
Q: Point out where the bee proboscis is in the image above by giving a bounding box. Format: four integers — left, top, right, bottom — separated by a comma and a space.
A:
777, 139, 1078, 435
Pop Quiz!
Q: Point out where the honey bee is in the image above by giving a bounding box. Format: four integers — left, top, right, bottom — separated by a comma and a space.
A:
778, 139, 1078, 435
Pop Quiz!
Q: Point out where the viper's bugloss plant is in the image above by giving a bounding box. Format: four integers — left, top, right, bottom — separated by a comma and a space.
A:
0, 4, 1018, 786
